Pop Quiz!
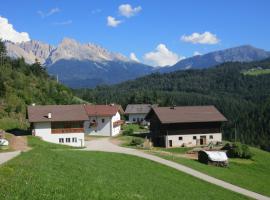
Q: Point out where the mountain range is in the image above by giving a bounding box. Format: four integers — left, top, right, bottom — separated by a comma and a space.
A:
5, 38, 270, 88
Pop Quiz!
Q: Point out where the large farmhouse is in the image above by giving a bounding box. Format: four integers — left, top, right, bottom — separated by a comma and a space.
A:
28, 105, 88, 147
84, 104, 124, 136
146, 106, 227, 148
125, 104, 152, 123
27, 104, 124, 146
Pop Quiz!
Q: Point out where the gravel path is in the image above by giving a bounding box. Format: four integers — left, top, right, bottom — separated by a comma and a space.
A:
0, 151, 21, 165
84, 138, 270, 200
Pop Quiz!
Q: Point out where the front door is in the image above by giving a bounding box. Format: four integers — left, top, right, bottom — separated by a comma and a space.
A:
200, 136, 206, 145
169, 140, 172, 147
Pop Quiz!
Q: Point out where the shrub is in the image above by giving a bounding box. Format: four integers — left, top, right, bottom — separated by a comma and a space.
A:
130, 137, 144, 146
241, 144, 253, 159
123, 128, 134, 136
139, 125, 145, 129
222, 143, 231, 150
226, 142, 253, 159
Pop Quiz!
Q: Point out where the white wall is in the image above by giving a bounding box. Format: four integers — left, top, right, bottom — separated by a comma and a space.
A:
84, 112, 122, 136
33, 122, 85, 147
165, 133, 222, 148
85, 116, 111, 136
128, 113, 147, 123
111, 112, 121, 136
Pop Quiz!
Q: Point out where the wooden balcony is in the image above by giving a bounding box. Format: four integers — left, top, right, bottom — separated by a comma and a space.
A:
113, 120, 125, 127
51, 128, 84, 134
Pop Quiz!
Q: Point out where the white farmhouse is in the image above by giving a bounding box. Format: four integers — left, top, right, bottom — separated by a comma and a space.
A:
125, 104, 152, 123
28, 105, 88, 147
84, 104, 124, 136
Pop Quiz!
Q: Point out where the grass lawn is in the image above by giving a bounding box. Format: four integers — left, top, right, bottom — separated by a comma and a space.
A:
148, 147, 270, 197
155, 147, 194, 154
0, 137, 250, 200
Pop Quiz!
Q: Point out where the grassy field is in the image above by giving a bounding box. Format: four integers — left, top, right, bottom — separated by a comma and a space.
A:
242, 68, 270, 76
149, 147, 270, 197
0, 137, 250, 200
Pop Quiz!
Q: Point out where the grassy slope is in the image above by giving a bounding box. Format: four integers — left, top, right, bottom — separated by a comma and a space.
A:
149, 147, 270, 196
243, 68, 270, 76
0, 137, 249, 200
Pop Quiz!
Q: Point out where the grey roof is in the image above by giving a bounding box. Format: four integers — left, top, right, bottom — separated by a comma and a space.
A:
125, 104, 152, 114
147, 106, 227, 124
27, 105, 89, 122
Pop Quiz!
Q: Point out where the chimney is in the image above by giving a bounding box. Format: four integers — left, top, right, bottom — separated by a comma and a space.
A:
48, 113, 52, 119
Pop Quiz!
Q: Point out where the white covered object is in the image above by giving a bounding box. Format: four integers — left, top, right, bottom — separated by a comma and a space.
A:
204, 150, 228, 162
0, 139, 9, 146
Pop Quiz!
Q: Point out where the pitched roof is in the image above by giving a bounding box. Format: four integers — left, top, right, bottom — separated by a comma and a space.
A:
125, 104, 152, 114
147, 106, 227, 124
84, 104, 124, 117
27, 105, 89, 122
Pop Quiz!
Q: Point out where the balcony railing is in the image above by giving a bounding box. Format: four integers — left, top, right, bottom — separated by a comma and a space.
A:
51, 128, 84, 134
113, 120, 125, 127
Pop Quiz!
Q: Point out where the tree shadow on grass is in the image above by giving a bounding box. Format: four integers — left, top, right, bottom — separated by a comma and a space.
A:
6, 128, 31, 136
130, 132, 150, 138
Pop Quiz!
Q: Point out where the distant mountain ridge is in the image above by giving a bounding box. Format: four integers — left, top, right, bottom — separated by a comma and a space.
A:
5, 38, 154, 88
5, 38, 270, 88
161, 45, 270, 73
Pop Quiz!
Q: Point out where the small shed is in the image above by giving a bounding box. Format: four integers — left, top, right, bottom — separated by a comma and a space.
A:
198, 150, 228, 167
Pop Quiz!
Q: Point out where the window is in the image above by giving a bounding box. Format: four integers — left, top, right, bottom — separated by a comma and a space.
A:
59, 138, 64, 143
133, 118, 136, 122
209, 135, 213, 139
66, 138, 71, 143
178, 137, 183, 140
102, 119, 105, 123
72, 137, 77, 143
193, 136, 197, 140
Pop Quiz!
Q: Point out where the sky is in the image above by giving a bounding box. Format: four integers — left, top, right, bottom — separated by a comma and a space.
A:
0, 0, 270, 67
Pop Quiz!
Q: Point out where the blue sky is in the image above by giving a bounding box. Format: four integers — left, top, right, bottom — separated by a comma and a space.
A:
0, 0, 270, 66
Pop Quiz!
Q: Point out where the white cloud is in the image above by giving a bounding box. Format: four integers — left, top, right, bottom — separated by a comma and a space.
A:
144, 44, 184, 67
107, 16, 122, 27
53, 20, 73, 26
0, 16, 30, 43
193, 51, 202, 56
118, 4, 142, 17
129, 52, 140, 62
37, 8, 60, 18
181, 31, 219, 44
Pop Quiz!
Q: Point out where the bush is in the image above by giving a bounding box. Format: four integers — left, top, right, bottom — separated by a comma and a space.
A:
123, 128, 134, 136
130, 137, 144, 146
241, 144, 253, 159
226, 142, 253, 159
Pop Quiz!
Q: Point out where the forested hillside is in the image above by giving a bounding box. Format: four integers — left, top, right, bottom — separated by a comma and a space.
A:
0, 40, 79, 130
75, 59, 270, 151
